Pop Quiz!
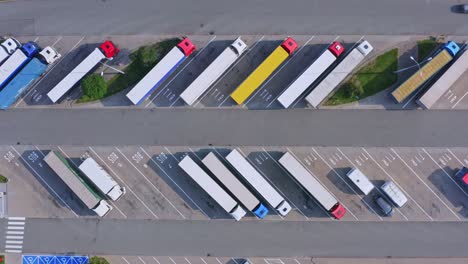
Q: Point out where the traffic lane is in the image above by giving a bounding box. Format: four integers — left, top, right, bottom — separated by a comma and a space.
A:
2, 0, 467, 35
337, 147, 422, 221
151, 37, 231, 107
200, 38, 282, 107
0, 146, 74, 218
148, 146, 231, 220
394, 148, 468, 219
239, 147, 329, 220
22, 218, 468, 257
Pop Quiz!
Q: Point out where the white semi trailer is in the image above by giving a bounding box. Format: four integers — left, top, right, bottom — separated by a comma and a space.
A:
305, 40, 373, 108
225, 149, 292, 216
202, 152, 269, 218
78, 157, 126, 201
181, 38, 247, 106
178, 155, 246, 221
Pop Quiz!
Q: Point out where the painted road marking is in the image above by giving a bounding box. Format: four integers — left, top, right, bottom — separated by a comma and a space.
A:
361, 148, 433, 221
89, 146, 160, 219
391, 148, 460, 220
5, 217, 26, 253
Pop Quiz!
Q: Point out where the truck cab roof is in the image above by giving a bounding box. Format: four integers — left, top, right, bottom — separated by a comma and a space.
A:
21, 42, 40, 58
455, 167, 468, 186
39, 46, 61, 64
356, 41, 373, 56
444, 41, 461, 57
281, 37, 298, 55
99, 40, 120, 58
1, 38, 20, 54
328, 42, 345, 57
330, 203, 346, 219
177, 38, 196, 57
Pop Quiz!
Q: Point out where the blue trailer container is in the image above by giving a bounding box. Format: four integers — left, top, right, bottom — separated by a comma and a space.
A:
0, 58, 47, 109
0, 42, 39, 89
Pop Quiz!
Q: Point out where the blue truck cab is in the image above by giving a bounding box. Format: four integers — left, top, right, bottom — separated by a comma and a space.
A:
253, 203, 269, 219
21, 41, 40, 58
443, 41, 461, 57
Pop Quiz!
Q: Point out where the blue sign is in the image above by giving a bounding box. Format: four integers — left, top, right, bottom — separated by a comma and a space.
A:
22, 255, 88, 264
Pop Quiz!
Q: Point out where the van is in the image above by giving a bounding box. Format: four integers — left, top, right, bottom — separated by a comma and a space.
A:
380, 181, 408, 207
346, 168, 374, 195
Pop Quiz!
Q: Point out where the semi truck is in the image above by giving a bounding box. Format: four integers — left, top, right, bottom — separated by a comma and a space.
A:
305, 40, 373, 108
391, 41, 460, 103
230, 37, 298, 105
180, 38, 247, 106
0, 38, 21, 65
201, 152, 269, 218
78, 157, 126, 201
380, 181, 408, 208
225, 149, 292, 216
0, 41, 40, 89
417, 49, 468, 109
0, 47, 61, 109
44, 151, 112, 217
346, 168, 374, 195
178, 155, 246, 221
126, 38, 196, 105
454, 167, 468, 188
47, 40, 119, 103
278, 152, 346, 219
277, 42, 345, 108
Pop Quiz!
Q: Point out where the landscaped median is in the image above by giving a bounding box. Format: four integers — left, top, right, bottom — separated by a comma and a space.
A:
325, 48, 398, 106
417, 37, 438, 62
77, 38, 180, 103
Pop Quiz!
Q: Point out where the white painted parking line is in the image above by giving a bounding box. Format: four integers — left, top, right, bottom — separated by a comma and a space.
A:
116, 147, 186, 219
121, 257, 131, 264
293, 259, 302, 264
8, 221, 25, 225
57, 146, 127, 218
5, 245, 22, 249
391, 148, 461, 220
215, 258, 224, 264
51, 36, 63, 47
10, 146, 79, 217
89, 146, 160, 219
6, 236, 24, 240
5, 250, 22, 253
153, 257, 162, 264
312, 147, 381, 219
185, 257, 193, 264
452, 91, 468, 109
8, 217, 25, 221
7, 231, 24, 235
139, 257, 147, 264
169, 257, 177, 264
194, 36, 261, 107
200, 258, 209, 264
145, 36, 217, 108
140, 147, 209, 218
231, 258, 240, 264
216, 36, 266, 107
337, 148, 407, 221
261, 148, 327, 220
287, 148, 358, 220
246, 36, 316, 106
7, 226, 24, 230
6, 240, 23, 244
15, 36, 85, 108
362, 148, 433, 221
422, 148, 468, 198
33, 37, 40, 42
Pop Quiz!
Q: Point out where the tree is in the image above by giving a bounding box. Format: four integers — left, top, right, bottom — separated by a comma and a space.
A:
81, 74, 108, 101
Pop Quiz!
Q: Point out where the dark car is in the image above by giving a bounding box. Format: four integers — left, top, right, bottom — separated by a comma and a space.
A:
374, 195, 394, 216
452, 4, 468, 13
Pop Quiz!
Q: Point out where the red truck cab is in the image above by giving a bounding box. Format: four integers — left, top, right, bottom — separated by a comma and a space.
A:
328, 42, 345, 58
330, 203, 346, 219
281, 37, 298, 55
99, 40, 120, 58
177, 38, 196, 57
455, 167, 468, 187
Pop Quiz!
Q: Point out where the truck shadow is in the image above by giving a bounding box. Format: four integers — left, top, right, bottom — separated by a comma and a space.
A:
20, 149, 95, 216
325, 167, 355, 195
148, 150, 233, 220
428, 167, 468, 218
20, 43, 101, 107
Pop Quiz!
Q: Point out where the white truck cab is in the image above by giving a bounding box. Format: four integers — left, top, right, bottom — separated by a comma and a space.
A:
39, 46, 61, 64
93, 200, 113, 217
1, 38, 21, 54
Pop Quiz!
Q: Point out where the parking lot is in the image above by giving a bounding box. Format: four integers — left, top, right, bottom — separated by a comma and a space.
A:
9, 35, 468, 110
2, 145, 468, 222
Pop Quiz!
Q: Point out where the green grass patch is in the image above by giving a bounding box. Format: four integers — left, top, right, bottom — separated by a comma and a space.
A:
89, 256, 110, 264
78, 38, 180, 103
77, 74, 108, 103
325, 48, 398, 106
417, 38, 438, 62
0, 174, 8, 183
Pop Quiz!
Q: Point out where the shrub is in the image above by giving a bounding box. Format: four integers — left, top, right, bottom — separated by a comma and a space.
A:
89, 256, 110, 264
81, 74, 108, 102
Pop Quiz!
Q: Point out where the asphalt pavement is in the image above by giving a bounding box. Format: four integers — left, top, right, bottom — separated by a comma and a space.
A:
0, 0, 467, 36
0, 108, 466, 147
16, 218, 468, 257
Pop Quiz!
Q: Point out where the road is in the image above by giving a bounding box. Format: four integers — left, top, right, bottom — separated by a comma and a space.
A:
9, 218, 468, 257
0, 0, 467, 36
0, 108, 466, 147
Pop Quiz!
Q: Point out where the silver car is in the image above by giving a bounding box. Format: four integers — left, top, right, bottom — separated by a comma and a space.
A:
374, 195, 394, 216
